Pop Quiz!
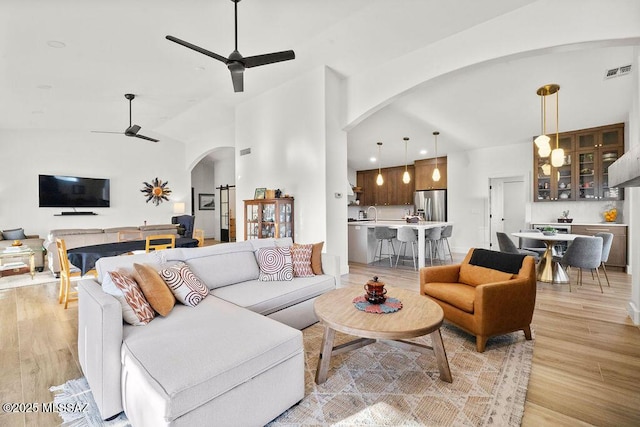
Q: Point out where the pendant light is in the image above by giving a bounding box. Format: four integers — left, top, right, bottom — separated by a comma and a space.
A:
432, 131, 441, 181
376, 142, 384, 186
402, 137, 411, 184
536, 84, 562, 166
534, 87, 551, 157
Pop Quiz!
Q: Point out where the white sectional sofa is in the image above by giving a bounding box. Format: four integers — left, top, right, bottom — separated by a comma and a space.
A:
77, 238, 339, 426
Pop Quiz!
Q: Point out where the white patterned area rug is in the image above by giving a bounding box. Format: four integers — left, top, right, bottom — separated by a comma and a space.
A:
52, 323, 533, 426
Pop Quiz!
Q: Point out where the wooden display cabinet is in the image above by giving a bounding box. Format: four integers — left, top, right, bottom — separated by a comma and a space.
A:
533, 134, 574, 201
244, 198, 294, 240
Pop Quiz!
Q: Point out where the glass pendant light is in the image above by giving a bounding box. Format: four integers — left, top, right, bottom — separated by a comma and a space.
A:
402, 137, 411, 184
549, 85, 564, 167
432, 131, 441, 181
376, 142, 384, 186
534, 88, 551, 157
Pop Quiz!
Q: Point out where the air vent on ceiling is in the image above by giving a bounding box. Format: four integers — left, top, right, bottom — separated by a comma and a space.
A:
604, 64, 632, 80
240, 148, 251, 156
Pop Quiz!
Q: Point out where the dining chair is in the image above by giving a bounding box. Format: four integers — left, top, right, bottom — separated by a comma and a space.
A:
395, 227, 418, 270
594, 232, 614, 288
518, 229, 546, 256
556, 236, 604, 292
193, 228, 205, 247
55, 238, 81, 309
117, 230, 143, 242
496, 232, 540, 261
145, 234, 176, 252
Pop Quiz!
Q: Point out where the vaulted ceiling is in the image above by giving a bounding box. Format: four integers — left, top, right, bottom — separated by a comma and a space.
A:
1, 0, 636, 170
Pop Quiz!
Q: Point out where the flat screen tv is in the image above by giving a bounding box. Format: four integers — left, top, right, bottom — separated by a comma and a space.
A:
39, 174, 110, 208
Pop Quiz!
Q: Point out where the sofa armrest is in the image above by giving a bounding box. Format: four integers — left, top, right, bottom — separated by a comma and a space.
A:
419, 264, 461, 294
475, 278, 536, 333
78, 279, 124, 420
321, 253, 340, 288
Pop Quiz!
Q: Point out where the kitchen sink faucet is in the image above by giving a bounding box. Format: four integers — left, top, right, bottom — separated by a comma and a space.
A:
367, 206, 378, 222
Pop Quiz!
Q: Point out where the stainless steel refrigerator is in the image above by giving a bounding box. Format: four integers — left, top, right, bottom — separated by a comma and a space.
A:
415, 190, 447, 221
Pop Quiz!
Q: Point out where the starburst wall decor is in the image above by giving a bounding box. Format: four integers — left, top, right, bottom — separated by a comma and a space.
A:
141, 177, 172, 206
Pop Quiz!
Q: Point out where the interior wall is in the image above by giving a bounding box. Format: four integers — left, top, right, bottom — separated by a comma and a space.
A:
191, 157, 216, 239
235, 68, 328, 247
0, 130, 188, 239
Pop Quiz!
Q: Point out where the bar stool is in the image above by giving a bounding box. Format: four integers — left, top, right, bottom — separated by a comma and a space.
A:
373, 226, 397, 267
395, 227, 418, 270
439, 225, 454, 262
424, 226, 442, 266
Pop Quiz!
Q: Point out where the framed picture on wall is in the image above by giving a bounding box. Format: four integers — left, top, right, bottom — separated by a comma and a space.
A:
199, 193, 215, 210
254, 188, 266, 199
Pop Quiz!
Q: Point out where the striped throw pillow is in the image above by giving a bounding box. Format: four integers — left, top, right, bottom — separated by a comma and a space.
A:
291, 243, 314, 277
108, 270, 155, 325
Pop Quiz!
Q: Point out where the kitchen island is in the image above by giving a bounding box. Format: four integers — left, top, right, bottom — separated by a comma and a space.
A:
348, 220, 451, 268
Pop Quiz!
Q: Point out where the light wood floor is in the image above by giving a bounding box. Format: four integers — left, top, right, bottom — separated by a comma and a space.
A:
1, 255, 639, 426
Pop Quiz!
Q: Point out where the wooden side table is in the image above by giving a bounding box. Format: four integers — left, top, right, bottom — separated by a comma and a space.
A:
314, 286, 452, 384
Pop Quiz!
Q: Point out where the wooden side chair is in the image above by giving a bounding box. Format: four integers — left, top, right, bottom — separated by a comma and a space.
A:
193, 228, 205, 247
56, 238, 81, 309
145, 234, 176, 252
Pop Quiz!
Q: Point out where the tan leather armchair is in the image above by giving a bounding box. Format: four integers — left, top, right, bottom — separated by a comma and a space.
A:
420, 248, 537, 352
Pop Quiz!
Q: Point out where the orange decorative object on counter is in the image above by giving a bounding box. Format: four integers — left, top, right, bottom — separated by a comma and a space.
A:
604, 208, 618, 222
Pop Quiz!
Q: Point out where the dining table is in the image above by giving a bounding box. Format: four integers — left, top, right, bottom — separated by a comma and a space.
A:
511, 232, 581, 284
67, 237, 199, 275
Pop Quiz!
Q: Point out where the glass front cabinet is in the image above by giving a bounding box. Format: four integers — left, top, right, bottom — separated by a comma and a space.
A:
534, 123, 624, 202
244, 198, 294, 240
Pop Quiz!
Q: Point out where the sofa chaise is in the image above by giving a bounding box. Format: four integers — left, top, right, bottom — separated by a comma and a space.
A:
78, 237, 339, 426
44, 224, 179, 275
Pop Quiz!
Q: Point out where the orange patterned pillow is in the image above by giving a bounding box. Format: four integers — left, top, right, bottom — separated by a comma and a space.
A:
108, 270, 155, 325
459, 263, 514, 287
291, 243, 314, 277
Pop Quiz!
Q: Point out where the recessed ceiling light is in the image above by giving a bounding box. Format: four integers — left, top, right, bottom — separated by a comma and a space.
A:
195, 66, 206, 71
31, 110, 44, 114
37, 84, 52, 90
419, 149, 428, 155
370, 157, 376, 163
47, 40, 66, 48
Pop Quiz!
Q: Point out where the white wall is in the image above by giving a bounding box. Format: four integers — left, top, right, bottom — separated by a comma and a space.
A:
0, 130, 188, 239
235, 68, 328, 245
191, 157, 216, 239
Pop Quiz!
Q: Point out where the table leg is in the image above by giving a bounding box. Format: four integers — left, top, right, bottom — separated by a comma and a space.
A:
429, 329, 453, 383
315, 326, 336, 384
29, 253, 35, 279
537, 241, 569, 284
417, 229, 425, 269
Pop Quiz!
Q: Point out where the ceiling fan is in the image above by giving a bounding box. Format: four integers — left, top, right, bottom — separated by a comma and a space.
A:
91, 93, 159, 142
166, 0, 295, 93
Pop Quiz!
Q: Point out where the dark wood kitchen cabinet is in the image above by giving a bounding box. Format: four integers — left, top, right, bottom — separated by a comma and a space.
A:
571, 224, 627, 270
356, 165, 414, 206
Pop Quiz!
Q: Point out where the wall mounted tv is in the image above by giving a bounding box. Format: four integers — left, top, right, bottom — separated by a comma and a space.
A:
39, 174, 110, 208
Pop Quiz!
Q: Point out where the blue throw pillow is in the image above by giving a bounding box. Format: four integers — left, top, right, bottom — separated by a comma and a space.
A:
2, 228, 27, 240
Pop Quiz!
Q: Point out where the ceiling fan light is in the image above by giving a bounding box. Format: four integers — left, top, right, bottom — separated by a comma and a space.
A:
432, 167, 441, 182
538, 144, 551, 157
551, 148, 565, 167
534, 134, 550, 149
402, 170, 411, 184
376, 173, 384, 186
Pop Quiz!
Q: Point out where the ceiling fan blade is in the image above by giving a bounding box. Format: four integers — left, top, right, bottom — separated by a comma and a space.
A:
125, 124, 141, 137
166, 35, 228, 64
135, 134, 159, 143
243, 50, 295, 68
91, 130, 123, 134
229, 62, 244, 92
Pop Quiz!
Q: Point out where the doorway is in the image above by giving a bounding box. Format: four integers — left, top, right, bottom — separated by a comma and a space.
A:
489, 176, 526, 249
218, 185, 236, 242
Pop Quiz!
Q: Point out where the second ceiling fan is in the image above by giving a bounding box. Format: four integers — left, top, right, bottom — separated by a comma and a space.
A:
92, 94, 159, 142
166, 0, 295, 93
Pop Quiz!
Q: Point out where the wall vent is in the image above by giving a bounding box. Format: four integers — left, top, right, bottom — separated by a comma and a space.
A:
604, 64, 632, 80
240, 148, 251, 156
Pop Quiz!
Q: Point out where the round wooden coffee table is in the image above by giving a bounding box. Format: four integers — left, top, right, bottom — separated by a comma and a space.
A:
314, 286, 452, 384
